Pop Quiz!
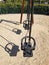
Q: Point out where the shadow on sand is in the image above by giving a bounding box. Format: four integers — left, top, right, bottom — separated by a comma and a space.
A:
0, 35, 20, 56
0, 19, 20, 25
12, 28, 22, 35
0, 20, 22, 35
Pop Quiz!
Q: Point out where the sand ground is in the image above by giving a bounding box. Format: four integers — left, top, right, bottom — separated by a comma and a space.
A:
0, 14, 49, 65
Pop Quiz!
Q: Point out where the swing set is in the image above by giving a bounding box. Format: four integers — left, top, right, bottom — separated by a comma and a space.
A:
0, 0, 36, 57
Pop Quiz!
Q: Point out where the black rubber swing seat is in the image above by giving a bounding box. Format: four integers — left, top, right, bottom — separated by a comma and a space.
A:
21, 36, 36, 57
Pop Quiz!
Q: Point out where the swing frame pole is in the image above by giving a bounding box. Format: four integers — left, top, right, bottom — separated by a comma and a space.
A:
29, 0, 34, 42
20, 0, 24, 24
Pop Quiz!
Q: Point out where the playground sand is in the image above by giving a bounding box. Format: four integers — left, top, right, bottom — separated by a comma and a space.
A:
0, 14, 49, 65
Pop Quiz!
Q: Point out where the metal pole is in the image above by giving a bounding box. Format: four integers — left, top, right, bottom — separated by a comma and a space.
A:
20, 0, 25, 24
27, 0, 30, 28
27, 0, 30, 21
29, 0, 34, 42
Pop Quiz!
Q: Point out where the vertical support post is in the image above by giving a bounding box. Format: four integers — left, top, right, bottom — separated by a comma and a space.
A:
27, 0, 30, 28
27, 0, 30, 20
20, 0, 25, 24
29, 0, 34, 42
